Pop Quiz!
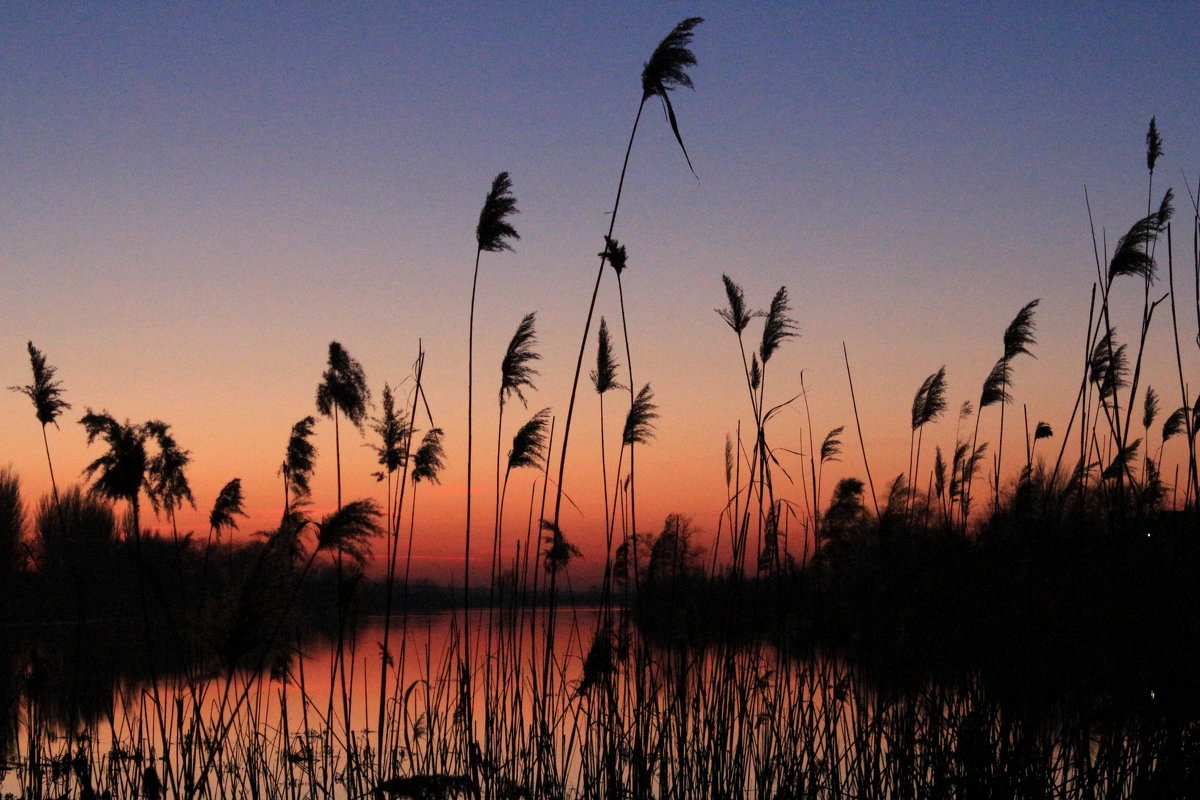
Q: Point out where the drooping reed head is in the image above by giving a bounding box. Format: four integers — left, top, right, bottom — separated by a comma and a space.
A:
146, 424, 195, 516
623, 383, 659, 446
316, 498, 382, 566
9, 341, 71, 427
1002, 300, 1040, 361
500, 312, 541, 408
911, 367, 948, 430
476, 171, 520, 253
1108, 190, 1174, 284
641, 17, 704, 100
281, 416, 318, 502
980, 357, 1013, 408
641, 17, 704, 176
316, 341, 371, 431
210, 478, 247, 535
508, 408, 552, 471
540, 519, 581, 575
1034, 422, 1053, 440
1089, 330, 1129, 401
821, 426, 845, 463
79, 411, 148, 504
412, 428, 446, 484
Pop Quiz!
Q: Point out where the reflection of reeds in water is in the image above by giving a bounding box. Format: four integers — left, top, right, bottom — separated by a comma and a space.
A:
4, 607, 1197, 799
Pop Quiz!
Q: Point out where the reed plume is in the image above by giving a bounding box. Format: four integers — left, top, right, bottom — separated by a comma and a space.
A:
717, 274, 754, 335
1146, 116, 1162, 174
591, 318, 623, 395
316, 341, 371, 508
541, 519, 581, 575
759, 286, 797, 366
280, 416, 318, 516
641, 16, 704, 175
476, 172, 520, 253
549, 18, 702, 562
315, 499, 381, 567
10, 341, 71, 501
499, 313, 541, 409
623, 384, 658, 446
146, 423, 195, 538
508, 409, 552, 471
412, 429, 446, 484
467, 175, 520, 702
1107, 190, 1174, 284
209, 478, 247, 536
79, 411, 154, 539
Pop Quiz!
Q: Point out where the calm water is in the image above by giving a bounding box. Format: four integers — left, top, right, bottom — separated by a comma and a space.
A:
2, 606, 1195, 799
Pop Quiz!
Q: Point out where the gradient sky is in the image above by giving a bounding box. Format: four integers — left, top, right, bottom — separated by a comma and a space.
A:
4, 3, 1199, 585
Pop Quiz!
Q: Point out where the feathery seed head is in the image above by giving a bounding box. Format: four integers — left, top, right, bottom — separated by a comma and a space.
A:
316, 341, 371, 430
508, 408, 552, 471
316, 499, 381, 566
600, 236, 629, 275
541, 519, 581, 575
1002, 300, 1040, 361
281, 416, 318, 502
1146, 117, 1163, 173
641, 17, 703, 99
10, 341, 71, 428
590, 318, 624, 394
500, 312, 541, 408
759, 286, 797, 364
412, 428, 446, 484
210, 478, 247, 534
716, 275, 754, 335
623, 383, 659, 446
476, 171, 520, 253
1143, 386, 1160, 431
1107, 189, 1174, 284
980, 357, 1012, 408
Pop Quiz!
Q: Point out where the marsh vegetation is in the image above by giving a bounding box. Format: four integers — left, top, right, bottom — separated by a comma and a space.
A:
4, 17, 1200, 800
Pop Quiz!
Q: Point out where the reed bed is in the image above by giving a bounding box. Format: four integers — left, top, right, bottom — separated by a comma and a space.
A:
5, 16, 1200, 800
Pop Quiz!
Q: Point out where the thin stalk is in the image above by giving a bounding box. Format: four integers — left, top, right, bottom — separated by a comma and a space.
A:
550, 99, 646, 558
842, 342, 880, 517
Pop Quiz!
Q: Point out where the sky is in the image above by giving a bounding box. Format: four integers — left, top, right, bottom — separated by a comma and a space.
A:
4, 2, 1199, 585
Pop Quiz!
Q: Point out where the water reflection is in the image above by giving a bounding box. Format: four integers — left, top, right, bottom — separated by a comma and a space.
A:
2, 607, 1198, 798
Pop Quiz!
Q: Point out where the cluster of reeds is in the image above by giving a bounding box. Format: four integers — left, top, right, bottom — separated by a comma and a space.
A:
5, 16, 1200, 800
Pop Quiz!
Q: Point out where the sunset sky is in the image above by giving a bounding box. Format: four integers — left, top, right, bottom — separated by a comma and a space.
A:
4, 3, 1199, 585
